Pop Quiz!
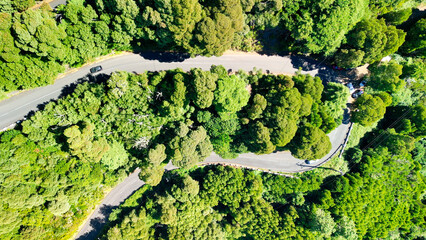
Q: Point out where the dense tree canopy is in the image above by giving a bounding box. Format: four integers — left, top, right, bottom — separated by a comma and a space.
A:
213, 75, 250, 119
1, 0, 425, 239
0, 0, 424, 92
334, 18, 406, 68
101, 141, 425, 239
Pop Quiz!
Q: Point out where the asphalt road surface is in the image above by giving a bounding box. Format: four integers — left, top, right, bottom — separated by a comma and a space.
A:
49, 0, 66, 8
0, 53, 323, 130
0, 52, 349, 240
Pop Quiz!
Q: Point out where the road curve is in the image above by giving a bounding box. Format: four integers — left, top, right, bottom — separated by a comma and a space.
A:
0, 52, 349, 239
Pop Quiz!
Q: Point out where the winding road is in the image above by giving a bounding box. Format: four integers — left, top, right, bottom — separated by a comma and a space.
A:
0, 52, 350, 240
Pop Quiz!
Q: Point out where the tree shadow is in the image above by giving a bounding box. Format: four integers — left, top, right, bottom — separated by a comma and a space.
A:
288, 54, 355, 84
138, 51, 190, 63
75, 184, 144, 240
23, 73, 110, 120
75, 204, 116, 240
342, 108, 351, 125
398, 8, 426, 31
289, 55, 322, 71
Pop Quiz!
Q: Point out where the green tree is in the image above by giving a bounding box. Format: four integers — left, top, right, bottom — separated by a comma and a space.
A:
263, 87, 302, 147
247, 94, 267, 120
401, 18, 426, 58
411, 105, 426, 137
309, 208, 336, 238
192, 0, 243, 56
143, 0, 203, 49
12, 9, 68, 61
333, 49, 365, 69
249, 121, 275, 154
336, 18, 406, 67
0, 0, 14, 13
293, 73, 323, 102
139, 144, 167, 186
101, 141, 128, 170
64, 122, 110, 162
48, 192, 71, 216
286, 0, 368, 55
12, 0, 35, 12
168, 126, 213, 168
381, 8, 412, 26
171, 175, 199, 202
190, 68, 218, 109
369, 61, 405, 93
352, 94, 387, 126
290, 124, 331, 160
213, 75, 250, 119
322, 82, 350, 121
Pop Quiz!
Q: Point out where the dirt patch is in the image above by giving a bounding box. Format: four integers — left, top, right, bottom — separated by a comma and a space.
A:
30, 0, 56, 9
354, 64, 369, 80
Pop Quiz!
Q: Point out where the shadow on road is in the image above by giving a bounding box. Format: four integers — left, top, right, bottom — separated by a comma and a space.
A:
289, 55, 322, 71
342, 108, 351, 124
138, 51, 190, 63
75, 204, 116, 240
288, 55, 350, 84
75, 184, 145, 240
23, 73, 110, 121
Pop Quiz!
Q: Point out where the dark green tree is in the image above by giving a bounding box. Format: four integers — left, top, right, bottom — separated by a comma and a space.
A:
380, 8, 412, 25
369, 61, 405, 93
290, 124, 331, 160
352, 94, 386, 126
335, 18, 406, 67
247, 94, 267, 120
249, 121, 275, 154
190, 68, 218, 109
401, 18, 426, 58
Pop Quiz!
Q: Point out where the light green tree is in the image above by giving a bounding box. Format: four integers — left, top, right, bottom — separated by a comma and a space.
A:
214, 75, 250, 119
101, 141, 128, 170
190, 68, 218, 109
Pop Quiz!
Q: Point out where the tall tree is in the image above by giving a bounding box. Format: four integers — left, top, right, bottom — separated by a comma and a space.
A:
351, 94, 386, 126
290, 124, 331, 160
335, 18, 406, 68
213, 75, 250, 119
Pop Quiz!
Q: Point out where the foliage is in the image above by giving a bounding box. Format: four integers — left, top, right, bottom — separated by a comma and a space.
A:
190, 68, 218, 109
352, 94, 387, 126
412, 139, 426, 176
334, 18, 406, 68
0, 67, 345, 238
284, 0, 368, 55
380, 8, 412, 25
368, 61, 405, 93
102, 141, 425, 239
167, 125, 213, 168
401, 18, 426, 58
290, 124, 332, 160
213, 75, 250, 119
322, 82, 350, 122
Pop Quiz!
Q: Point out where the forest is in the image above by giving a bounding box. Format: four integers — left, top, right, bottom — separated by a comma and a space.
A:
0, 0, 425, 93
0, 0, 425, 239
0, 68, 353, 239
